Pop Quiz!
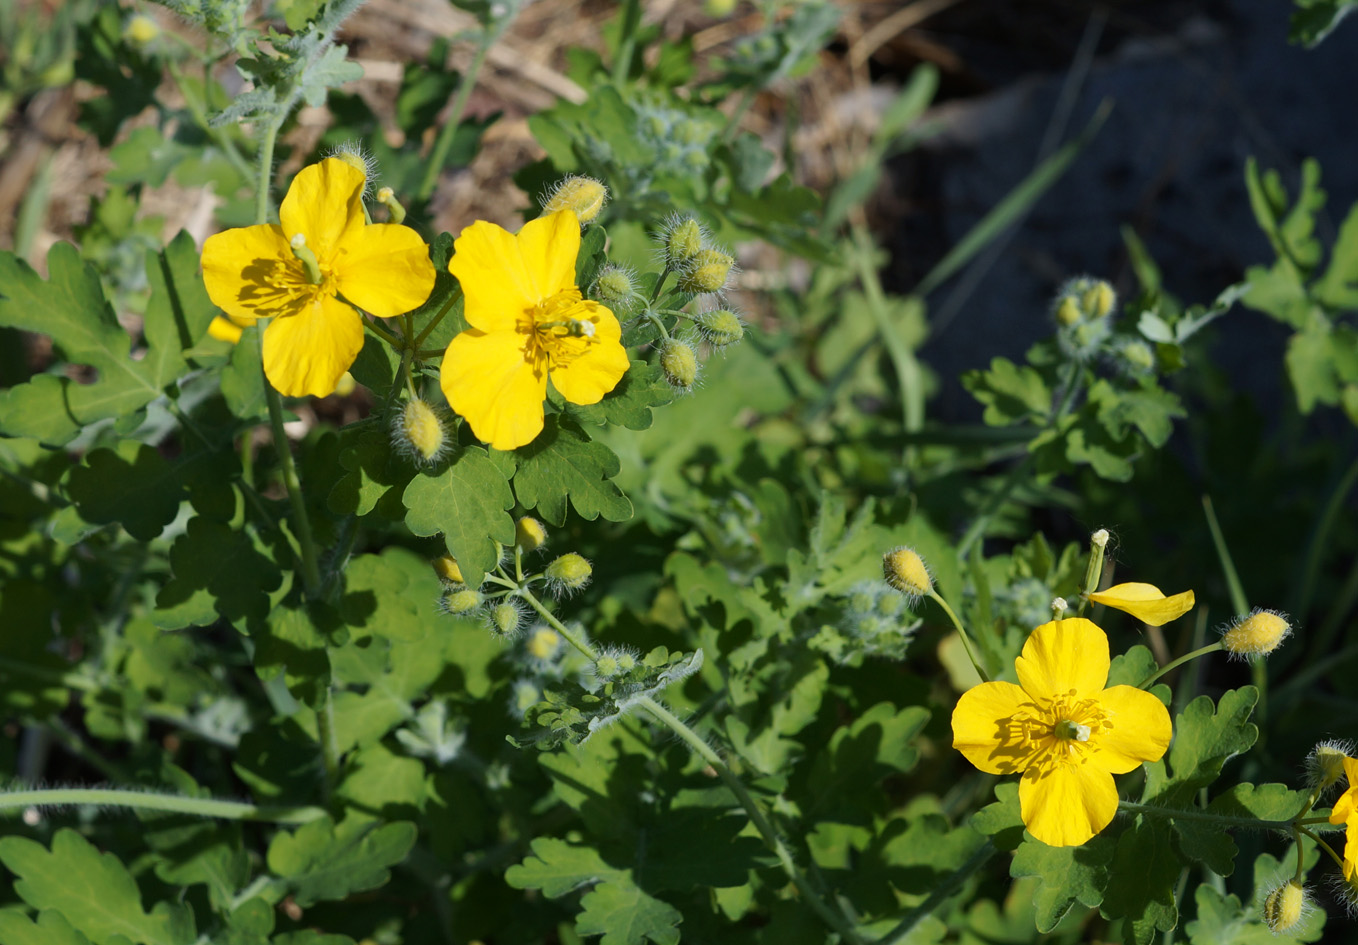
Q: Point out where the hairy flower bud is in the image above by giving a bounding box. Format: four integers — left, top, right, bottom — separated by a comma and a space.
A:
392, 398, 452, 466
1306, 739, 1354, 792
1263, 880, 1309, 934
327, 143, 377, 194
433, 555, 464, 585
542, 176, 608, 224
488, 599, 524, 636
883, 547, 932, 598
677, 248, 734, 295
1221, 608, 1291, 660
526, 627, 561, 661
439, 587, 483, 615
545, 552, 592, 595
593, 265, 636, 305
664, 217, 704, 267
659, 339, 699, 391
125, 13, 160, 44
694, 309, 745, 347
516, 516, 548, 553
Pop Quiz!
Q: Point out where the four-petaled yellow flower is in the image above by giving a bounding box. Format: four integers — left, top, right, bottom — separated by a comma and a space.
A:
201, 158, 435, 397
1329, 755, 1358, 880
440, 209, 630, 451
951, 617, 1172, 846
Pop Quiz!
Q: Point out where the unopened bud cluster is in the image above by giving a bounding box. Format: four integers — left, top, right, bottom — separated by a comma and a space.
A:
1053, 275, 1115, 361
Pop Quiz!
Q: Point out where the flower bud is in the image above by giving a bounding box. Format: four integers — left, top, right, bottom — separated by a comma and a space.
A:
615, 651, 636, 672
676, 248, 734, 295
545, 552, 592, 595
659, 339, 699, 391
595, 654, 620, 678
1263, 880, 1309, 934
1306, 739, 1354, 792
432, 555, 464, 585
883, 547, 932, 598
1055, 297, 1082, 327
515, 516, 548, 553
392, 398, 452, 466
1221, 608, 1291, 660
542, 176, 608, 224
439, 587, 483, 615
694, 309, 744, 347
329, 144, 375, 186
125, 13, 160, 45
664, 217, 704, 266
526, 627, 561, 661
1082, 281, 1116, 319
593, 265, 636, 305
488, 599, 524, 636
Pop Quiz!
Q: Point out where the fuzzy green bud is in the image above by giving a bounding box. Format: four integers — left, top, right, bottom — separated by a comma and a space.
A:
330, 145, 375, 186
659, 339, 699, 391
392, 398, 451, 466
666, 218, 704, 266
542, 176, 608, 224
883, 546, 932, 597
125, 13, 160, 44
515, 516, 548, 553
1306, 739, 1353, 791
489, 600, 523, 636
1082, 281, 1116, 320
1055, 296, 1082, 326
615, 652, 636, 672
677, 248, 734, 294
694, 309, 744, 347
440, 588, 483, 615
595, 655, 620, 678
593, 266, 636, 305
1263, 880, 1308, 934
545, 552, 592, 594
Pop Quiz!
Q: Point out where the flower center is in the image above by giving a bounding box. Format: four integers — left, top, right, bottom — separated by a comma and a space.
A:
1003, 689, 1112, 769
529, 288, 598, 366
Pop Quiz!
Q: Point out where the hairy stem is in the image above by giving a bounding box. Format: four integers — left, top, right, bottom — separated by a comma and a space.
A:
0, 788, 326, 824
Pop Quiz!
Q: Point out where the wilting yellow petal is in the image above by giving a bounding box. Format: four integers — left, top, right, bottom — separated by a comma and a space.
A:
1085, 685, 1171, 774
201, 223, 307, 322
548, 301, 629, 406
440, 328, 549, 450
1088, 582, 1195, 626
1015, 618, 1109, 702
1019, 762, 1118, 847
261, 294, 364, 398
951, 681, 1045, 775
448, 220, 542, 332
334, 222, 435, 317
280, 158, 366, 260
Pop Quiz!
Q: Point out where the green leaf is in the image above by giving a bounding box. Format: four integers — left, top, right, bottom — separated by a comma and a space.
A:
266, 815, 418, 908
339, 548, 435, 643
962, 357, 1050, 426
511, 417, 632, 525
1100, 819, 1179, 945
335, 743, 428, 820
805, 702, 929, 821
254, 602, 332, 708
1174, 783, 1309, 875
66, 443, 186, 540
0, 237, 212, 444
402, 446, 515, 587
154, 517, 283, 629
566, 360, 673, 431
0, 829, 197, 945
970, 783, 1024, 851
0, 579, 70, 717
329, 426, 414, 518
221, 326, 267, 420
1185, 883, 1323, 944
1289, 0, 1358, 47
1315, 198, 1358, 309
0, 911, 95, 945
1010, 831, 1113, 932
1146, 687, 1259, 803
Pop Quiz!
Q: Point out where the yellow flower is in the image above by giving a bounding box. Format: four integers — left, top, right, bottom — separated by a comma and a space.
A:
1087, 582, 1195, 626
440, 209, 630, 451
1330, 755, 1358, 881
951, 617, 1172, 846
201, 158, 435, 397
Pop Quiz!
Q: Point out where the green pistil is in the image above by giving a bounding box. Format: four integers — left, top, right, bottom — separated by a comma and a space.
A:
289, 233, 323, 284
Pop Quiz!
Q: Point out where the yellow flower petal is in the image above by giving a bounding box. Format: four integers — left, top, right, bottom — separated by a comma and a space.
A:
448, 220, 542, 332
334, 222, 436, 317
951, 681, 1045, 775
1085, 685, 1172, 773
548, 301, 629, 406
1088, 582, 1195, 626
1019, 762, 1118, 847
261, 293, 364, 397
1344, 818, 1358, 881
207, 315, 244, 344
1331, 758, 1358, 825
279, 158, 365, 260
515, 209, 581, 295
1015, 618, 1109, 702
201, 223, 307, 322
440, 328, 549, 450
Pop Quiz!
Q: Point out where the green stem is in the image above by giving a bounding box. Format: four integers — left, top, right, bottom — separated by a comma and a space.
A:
720, 87, 757, 143
315, 690, 340, 798
254, 119, 282, 226
1116, 800, 1317, 832
412, 285, 464, 350
0, 789, 326, 824
1296, 825, 1346, 872
1137, 642, 1224, 689
365, 316, 406, 350
517, 590, 863, 944
167, 58, 254, 181
639, 697, 867, 945
262, 370, 322, 598
417, 29, 498, 202
1202, 495, 1248, 616
956, 453, 1035, 558
927, 589, 989, 682
610, 0, 642, 84
875, 841, 994, 945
